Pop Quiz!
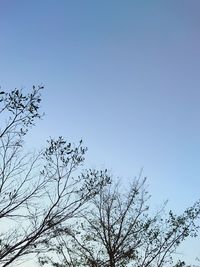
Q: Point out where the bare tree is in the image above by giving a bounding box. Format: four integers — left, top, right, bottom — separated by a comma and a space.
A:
0, 87, 110, 267
43, 177, 200, 267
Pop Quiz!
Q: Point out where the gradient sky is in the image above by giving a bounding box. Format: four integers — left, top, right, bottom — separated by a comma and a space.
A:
1, 1, 200, 265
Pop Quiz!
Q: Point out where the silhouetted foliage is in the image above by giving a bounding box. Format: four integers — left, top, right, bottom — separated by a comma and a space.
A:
0, 87, 199, 267
0, 87, 110, 267
40, 177, 200, 267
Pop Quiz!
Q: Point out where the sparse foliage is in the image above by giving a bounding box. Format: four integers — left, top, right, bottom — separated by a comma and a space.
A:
42, 178, 200, 267
0, 87, 199, 267
0, 87, 110, 267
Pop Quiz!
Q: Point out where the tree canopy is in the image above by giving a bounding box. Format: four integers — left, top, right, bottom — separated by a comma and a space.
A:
0, 87, 110, 266
0, 87, 199, 267
39, 178, 200, 267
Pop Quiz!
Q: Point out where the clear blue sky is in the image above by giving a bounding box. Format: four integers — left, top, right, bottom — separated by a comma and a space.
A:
0, 0, 200, 265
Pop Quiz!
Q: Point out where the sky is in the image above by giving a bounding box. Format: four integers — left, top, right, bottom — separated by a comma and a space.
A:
0, 0, 200, 265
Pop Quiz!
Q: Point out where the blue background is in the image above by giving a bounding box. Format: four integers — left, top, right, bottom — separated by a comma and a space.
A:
0, 1, 200, 265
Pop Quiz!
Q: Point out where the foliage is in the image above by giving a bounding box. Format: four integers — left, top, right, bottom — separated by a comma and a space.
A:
40, 178, 200, 267
0, 87, 110, 267
0, 87, 199, 267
